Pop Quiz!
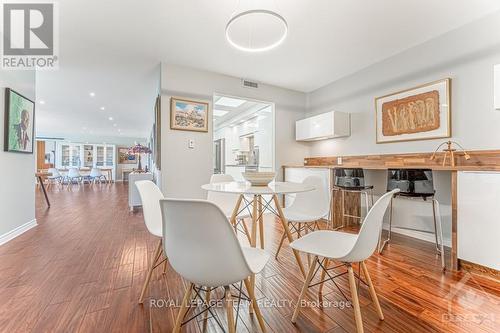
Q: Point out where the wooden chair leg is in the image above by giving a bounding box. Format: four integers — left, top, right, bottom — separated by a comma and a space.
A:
274, 231, 287, 259
240, 219, 252, 244
138, 239, 162, 303
292, 256, 318, 323
225, 286, 236, 333
163, 251, 168, 274
318, 258, 330, 294
204, 287, 212, 320
347, 264, 364, 333
244, 278, 267, 333
173, 283, 194, 333
361, 261, 384, 320
258, 196, 264, 249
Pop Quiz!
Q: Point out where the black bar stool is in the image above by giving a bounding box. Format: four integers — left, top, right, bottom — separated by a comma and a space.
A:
379, 169, 445, 270
333, 168, 374, 229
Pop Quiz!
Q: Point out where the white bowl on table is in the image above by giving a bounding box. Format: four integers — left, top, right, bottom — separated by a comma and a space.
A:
242, 172, 276, 186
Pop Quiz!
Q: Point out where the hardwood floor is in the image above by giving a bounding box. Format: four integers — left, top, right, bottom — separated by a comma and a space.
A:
0, 183, 498, 332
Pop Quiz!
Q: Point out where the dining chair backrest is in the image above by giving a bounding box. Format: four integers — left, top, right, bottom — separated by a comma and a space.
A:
207, 174, 238, 215
48, 168, 61, 178
68, 168, 81, 178
342, 189, 400, 263
288, 175, 330, 218
160, 198, 252, 287
135, 180, 164, 237
90, 168, 102, 178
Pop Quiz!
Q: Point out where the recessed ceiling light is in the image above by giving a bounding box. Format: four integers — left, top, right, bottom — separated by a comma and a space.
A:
226, 9, 288, 52
39, 100, 45, 105
89, 92, 95, 97
117, 129, 121, 132
213, 109, 229, 117
100, 106, 105, 110
113, 123, 117, 127
216, 97, 246, 108
108, 116, 113, 121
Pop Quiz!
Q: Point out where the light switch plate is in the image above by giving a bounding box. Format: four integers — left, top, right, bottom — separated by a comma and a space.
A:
188, 139, 195, 149
337, 157, 343, 165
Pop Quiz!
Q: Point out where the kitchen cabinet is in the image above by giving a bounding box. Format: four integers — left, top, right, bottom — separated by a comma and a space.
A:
296, 111, 350, 141
457, 171, 500, 270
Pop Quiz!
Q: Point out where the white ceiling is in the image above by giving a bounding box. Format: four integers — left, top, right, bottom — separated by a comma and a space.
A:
36, 0, 500, 141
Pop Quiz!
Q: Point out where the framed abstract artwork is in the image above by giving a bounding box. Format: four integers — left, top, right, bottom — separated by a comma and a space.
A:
375, 78, 451, 143
4, 88, 35, 153
170, 97, 209, 132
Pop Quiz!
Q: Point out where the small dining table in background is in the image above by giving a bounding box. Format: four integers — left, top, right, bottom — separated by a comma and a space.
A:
58, 167, 113, 183
201, 181, 315, 286
36, 171, 51, 207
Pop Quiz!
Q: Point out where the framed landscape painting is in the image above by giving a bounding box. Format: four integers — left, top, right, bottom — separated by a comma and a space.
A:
170, 97, 209, 132
4, 88, 35, 153
375, 78, 451, 143
118, 147, 136, 164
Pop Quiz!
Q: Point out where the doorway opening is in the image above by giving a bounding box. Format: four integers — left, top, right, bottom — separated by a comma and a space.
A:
212, 94, 275, 181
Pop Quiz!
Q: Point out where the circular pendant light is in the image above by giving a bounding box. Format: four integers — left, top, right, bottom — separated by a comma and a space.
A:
225, 9, 288, 52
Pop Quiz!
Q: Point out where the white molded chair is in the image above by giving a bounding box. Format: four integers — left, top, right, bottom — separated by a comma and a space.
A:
160, 198, 269, 333
67, 167, 82, 186
290, 189, 400, 333
47, 168, 63, 188
89, 167, 107, 184
208, 174, 251, 243
135, 180, 167, 303
275, 175, 330, 259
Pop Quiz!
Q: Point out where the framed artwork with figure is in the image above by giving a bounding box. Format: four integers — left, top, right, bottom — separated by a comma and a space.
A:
4, 88, 35, 153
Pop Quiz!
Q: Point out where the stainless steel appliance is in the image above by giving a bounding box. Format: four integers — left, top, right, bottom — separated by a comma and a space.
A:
213, 139, 225, 174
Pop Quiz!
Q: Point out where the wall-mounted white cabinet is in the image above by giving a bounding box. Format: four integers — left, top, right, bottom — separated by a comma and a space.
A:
495, 64, 500, 110
296, 111, 350, 141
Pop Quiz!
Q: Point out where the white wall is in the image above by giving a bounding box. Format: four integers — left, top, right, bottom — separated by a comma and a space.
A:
0, 70, 37, 244
307, 11, 500, 156
304, 11, 500, 246
160, 63, 308, 198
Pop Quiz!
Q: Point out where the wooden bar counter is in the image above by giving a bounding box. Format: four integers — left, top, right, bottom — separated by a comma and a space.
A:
284, 149, 500, 273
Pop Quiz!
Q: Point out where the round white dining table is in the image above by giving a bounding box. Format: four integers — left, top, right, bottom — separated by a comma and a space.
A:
201, 181, 315, 279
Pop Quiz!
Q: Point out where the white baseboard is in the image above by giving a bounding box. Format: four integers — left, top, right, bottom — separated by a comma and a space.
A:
0, 219, 38, 246
382, 224, 452, 248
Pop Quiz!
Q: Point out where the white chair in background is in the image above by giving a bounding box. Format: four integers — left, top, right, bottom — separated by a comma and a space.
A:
160, 198, 269, 333
275, 175, 330, 259
135, 180, 167, 303
47, 168, 63, 188
207, 174, 252, 244
289, 189, 399, 333
89, 167, 107, 184
66, 167, 83, 186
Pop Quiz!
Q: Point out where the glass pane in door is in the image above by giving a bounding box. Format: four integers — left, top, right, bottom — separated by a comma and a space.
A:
61, 145, 70, 167
71, 145, 81, 167
96, 146, 104, 166
84, 145, 94, 168
105, 146, 114, 166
